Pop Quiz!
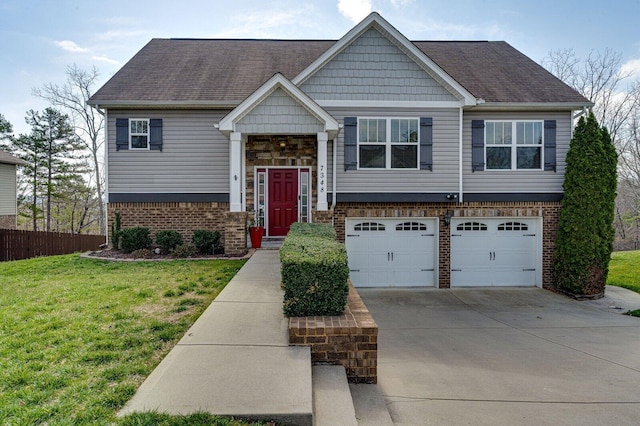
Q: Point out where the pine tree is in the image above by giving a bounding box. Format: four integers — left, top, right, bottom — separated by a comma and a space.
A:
554, 112, 618, 296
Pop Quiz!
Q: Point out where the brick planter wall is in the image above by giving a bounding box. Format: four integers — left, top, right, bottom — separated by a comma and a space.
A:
224, 211, 248, 256
289, 283, 378, 383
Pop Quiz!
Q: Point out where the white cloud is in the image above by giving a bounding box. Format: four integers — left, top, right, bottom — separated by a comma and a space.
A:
54, 40, 89, 53
96, 29, 148, 41
389, 0, 413, 8
338, 0, 372, 24
412, 19, 506, 40
92, 55, 120, 65
620, 58, 640, 79
211, 9, 316, 39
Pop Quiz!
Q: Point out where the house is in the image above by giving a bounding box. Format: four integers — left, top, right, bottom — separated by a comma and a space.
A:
0, 150, 26, 229
88, 13, 591, 289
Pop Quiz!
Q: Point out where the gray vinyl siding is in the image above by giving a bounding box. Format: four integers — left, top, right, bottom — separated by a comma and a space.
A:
462, 111, 571, 193
107, 110, 230, 195
0, 163, 17, 215
301, 28, 458, 102
330, 107, 460, 193
236, 88, 325, 134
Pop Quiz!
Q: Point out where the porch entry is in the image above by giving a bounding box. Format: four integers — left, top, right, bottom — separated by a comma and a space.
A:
256, 167, 311, 236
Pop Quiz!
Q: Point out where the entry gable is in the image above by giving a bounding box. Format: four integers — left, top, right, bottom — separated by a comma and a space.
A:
218, 73, 339, 137
293, 12, 476, 106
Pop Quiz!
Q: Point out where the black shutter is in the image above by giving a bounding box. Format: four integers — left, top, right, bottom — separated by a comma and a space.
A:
419, 117, 433, 171
471, 120, 485, 172
149, 119, 163, 151
344, 117, 357, 171
544, 120, 556, 172
115, 118, 129, 151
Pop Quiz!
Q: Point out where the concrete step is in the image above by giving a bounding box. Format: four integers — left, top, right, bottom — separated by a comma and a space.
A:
350, 383, 394, 426
312, 365, 358, 426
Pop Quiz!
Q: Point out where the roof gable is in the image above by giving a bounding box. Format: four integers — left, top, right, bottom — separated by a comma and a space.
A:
292, 12, 475, 105
300, 27, 459, 103
218, 73, 339, 137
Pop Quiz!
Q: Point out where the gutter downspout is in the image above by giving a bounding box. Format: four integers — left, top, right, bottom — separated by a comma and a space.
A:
458, 107, 464, 203
92, 104, 109, 246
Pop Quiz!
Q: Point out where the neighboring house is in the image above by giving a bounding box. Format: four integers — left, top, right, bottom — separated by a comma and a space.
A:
89, 13, 591, 289
0, 150, 25, 229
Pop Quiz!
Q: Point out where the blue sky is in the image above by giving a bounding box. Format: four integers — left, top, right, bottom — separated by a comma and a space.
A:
1, 0, 639, 135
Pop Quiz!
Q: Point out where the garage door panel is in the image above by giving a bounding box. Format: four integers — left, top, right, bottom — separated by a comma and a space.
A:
346, 218, 437, 288
451, 218, 541, 287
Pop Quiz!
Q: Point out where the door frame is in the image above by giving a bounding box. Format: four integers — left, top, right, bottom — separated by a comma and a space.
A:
254, 166, 312, 237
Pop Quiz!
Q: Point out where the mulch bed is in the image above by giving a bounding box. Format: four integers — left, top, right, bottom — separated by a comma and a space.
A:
85, 248, 250, 261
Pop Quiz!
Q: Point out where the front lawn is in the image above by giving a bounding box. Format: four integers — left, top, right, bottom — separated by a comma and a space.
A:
0, 254, 256, 425
607, 250, 640, 294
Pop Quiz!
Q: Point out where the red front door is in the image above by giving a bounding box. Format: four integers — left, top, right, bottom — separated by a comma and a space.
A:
268, 169, 298, 236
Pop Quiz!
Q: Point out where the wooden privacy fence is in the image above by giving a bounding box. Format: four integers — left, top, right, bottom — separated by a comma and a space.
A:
0, 229, 105, 261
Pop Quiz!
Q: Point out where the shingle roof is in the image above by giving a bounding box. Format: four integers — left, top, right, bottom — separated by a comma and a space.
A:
0, 149, 26, 165
90, 38, 589, 106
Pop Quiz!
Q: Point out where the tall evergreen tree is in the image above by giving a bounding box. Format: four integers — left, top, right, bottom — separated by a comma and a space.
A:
0, 113, 12, 143
554, 112, 618, 296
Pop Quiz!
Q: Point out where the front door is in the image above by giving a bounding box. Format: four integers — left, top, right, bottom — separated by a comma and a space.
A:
268, 169, 298, 236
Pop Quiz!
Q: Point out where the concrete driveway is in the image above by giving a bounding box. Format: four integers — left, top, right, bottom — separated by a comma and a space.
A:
358, 287, 640, 426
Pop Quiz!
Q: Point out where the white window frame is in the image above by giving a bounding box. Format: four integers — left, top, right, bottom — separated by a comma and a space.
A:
485, 120, 544, 171
129, 118, 150, 150
357, 117, 419, 170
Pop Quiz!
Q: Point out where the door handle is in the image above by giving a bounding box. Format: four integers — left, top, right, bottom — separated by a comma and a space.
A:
391, 252, 394, 261
388, 252, 390, 261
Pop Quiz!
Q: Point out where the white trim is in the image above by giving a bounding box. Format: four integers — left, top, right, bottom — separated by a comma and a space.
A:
316, 132, 328, 211
218, 73, 339, 138
315, 100, 464, 109
292, 12, 476, 106
458, 107, 463, 203
128, 118, 150, 150
484, 120, 544, 171
470, 102, 593, 111
229, 132, 242, 212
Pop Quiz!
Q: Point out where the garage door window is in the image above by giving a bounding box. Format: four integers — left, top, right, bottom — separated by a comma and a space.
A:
498, 222, 529, 231
354, 222, 386, 231
396, 222, 427, 231
456, 222, 487, 231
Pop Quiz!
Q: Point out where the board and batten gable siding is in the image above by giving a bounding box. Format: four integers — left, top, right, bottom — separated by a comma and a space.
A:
462, 111, 571, 194
329, 108, 460, 194
0, 163, 18, 215
107, 110, 231, 196
235, 88, 325, 134
300, 28, 458, 102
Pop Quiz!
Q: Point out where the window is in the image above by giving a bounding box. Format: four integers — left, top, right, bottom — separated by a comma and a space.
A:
498, 222, 529, 231
486, 121, 542, 170
396, 222, 428, 231
358, 118, 418, 169
456, 222, 488, 231
354, 222, 386, 231
130, 119, 149, 149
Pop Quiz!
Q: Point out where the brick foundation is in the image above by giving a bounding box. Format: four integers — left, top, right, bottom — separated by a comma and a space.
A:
0, 215, 17, 229
289, 283, 378, 383
108, 202, 229, 247
224, 211, 248, 256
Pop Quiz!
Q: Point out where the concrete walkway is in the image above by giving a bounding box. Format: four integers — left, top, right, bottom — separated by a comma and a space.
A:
118, 250, 313, 425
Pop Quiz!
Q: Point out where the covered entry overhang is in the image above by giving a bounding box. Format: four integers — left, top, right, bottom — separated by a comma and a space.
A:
217, 73, 340, 218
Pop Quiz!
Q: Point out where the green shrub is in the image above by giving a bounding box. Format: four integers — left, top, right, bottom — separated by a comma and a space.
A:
553, 112, 617, 296
155, 230, 183, 253
192, 230, 221, 255
281, 223, 348, 317
172, 244, 197, 258
119, 227, 152, 253
110, 211, 121, 249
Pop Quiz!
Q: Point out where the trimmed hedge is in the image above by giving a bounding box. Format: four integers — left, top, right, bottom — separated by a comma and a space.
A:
192, 230, 221, 255
120, 227, 152, 253
281, 223, 349, 317
155, 230, 183, 253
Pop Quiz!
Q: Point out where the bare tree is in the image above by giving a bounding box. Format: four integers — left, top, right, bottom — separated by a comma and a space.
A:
33, 65, 105, 233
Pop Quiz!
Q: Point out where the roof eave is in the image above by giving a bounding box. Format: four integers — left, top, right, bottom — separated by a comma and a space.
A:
87, 100, 242, 109
467, 101, 594, 111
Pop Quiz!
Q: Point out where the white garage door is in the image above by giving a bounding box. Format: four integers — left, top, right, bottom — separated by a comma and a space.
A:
346, 218, 437, 287
450, 218, 542, 287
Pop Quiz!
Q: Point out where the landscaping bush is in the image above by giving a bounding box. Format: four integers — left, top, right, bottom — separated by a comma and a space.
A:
111, 211, 122, 249
155, 230, 183, 253
192, 230, 221, 255
172, 244, 198, 258
280, 223, 348, 317
119, 227, 152, 253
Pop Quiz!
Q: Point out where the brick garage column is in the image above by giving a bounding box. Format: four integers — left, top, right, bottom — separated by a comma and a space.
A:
224, 211, 248, 255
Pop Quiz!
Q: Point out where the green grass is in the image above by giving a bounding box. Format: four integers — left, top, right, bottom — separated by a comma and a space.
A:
607, 250, 640, 294
0, 254, 265, 425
